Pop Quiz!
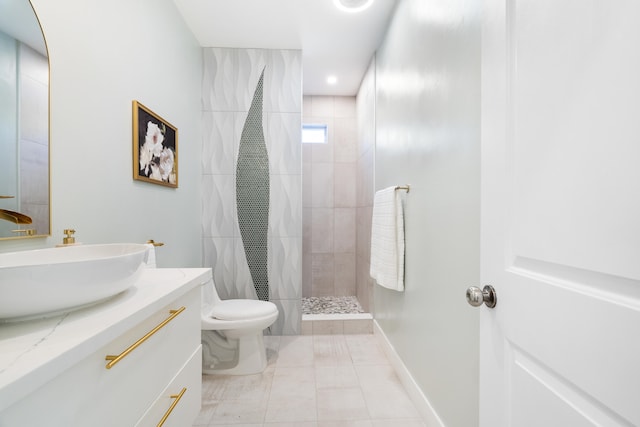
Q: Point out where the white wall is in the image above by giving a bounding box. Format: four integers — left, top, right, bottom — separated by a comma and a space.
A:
0, 0, 203, 267
372, 0, 481, 426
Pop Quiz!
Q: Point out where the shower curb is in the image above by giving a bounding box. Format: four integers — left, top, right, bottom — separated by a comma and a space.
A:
301, 313, 373, 335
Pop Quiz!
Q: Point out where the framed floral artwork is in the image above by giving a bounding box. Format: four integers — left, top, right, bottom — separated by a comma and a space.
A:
132, 101, 178, 188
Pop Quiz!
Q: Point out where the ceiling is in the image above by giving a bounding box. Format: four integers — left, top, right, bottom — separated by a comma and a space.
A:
172, 0, 398, 96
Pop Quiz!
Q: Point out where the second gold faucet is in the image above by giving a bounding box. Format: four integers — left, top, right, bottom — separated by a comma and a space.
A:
63, 229, 76, 245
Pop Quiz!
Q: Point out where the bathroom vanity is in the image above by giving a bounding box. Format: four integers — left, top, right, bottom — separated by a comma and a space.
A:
0, 267, 211, 426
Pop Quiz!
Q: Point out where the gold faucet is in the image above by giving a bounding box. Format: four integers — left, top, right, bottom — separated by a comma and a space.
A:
0, 209, 32, 224
12, 228, 36, 236
63, 229, 76, 245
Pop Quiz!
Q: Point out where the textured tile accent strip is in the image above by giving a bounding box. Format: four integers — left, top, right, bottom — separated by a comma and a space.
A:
236, 67, 270, 301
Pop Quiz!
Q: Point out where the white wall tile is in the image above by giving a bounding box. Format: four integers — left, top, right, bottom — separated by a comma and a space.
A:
266, 50, 302, 113
269, 237, 302, 300
266, 112, 302, 174
202, 111, 235, 175
202, 48, 301, 331
270, 174, 302, 237
202, 48, 237, 112
271, 299, 301, 335
202, 237, 235, 299
236, 48, 268, 112
202, 174, 236, 237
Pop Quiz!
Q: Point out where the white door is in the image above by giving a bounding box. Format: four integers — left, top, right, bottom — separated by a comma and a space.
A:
479, 1, 640, 426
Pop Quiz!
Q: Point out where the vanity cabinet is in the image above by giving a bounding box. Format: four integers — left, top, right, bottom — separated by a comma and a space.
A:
0, 268, 211, 427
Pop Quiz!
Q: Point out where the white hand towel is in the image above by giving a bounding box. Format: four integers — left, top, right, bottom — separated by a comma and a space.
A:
370, 186, 405, 291
144, 243, 157, 268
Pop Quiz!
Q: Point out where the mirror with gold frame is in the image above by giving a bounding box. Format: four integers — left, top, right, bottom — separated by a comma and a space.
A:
0, 0, 50, 240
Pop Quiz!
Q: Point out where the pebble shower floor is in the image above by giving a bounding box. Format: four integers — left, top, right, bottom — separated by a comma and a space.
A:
302, 296, 364, 315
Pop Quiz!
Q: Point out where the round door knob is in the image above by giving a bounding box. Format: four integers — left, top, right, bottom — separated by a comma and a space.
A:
466, 285, 497, 308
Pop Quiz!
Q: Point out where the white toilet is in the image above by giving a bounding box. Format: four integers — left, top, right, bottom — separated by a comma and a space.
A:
200, 279, 279, 375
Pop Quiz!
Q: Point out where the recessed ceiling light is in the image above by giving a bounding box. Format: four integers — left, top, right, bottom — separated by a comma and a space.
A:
327, 75, 338, 85
333, 0, 375, 13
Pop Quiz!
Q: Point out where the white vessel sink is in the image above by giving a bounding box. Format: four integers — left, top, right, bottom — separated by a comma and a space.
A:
0, 243, 149, 321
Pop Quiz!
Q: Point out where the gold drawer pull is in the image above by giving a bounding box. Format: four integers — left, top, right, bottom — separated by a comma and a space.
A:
157, 387, 187, 427
105, 307, 186, 369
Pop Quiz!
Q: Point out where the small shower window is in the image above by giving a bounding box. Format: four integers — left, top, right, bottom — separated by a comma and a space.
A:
302, 124, 328, 144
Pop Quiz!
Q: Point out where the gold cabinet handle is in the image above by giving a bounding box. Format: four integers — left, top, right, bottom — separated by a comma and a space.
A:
157, 387, 187, 427
105, 307, 185, 369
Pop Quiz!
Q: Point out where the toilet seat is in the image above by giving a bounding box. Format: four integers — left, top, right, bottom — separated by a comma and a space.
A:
211, 299, 278, 321
202, 299, 279, 331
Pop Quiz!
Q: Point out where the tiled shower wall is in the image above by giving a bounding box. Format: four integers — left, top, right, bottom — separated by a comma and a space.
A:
201, 48, 302, 335
302, 96, 358, 299
355, 60, 376, 313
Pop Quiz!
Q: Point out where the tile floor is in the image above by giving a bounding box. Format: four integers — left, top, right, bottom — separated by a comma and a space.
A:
194, 334, 426, 426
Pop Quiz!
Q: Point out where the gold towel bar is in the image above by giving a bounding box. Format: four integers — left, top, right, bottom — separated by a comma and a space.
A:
157, 387, 187, 427
105, 307, 185, 369
395, 185, 410, 192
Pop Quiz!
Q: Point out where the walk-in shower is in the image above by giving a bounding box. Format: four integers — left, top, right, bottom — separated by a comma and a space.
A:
302, 95, 373, 326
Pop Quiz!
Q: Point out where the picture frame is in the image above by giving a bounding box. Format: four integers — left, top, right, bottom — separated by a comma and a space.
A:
132, 100, 178, 188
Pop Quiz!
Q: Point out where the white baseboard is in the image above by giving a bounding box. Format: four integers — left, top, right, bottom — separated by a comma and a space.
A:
373, 320, 446, 427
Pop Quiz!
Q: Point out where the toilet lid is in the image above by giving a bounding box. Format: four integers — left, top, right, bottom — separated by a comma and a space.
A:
211, 299, 278, 321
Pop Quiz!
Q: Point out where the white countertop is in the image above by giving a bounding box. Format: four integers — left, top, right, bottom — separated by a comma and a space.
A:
0, 267, 211, 412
